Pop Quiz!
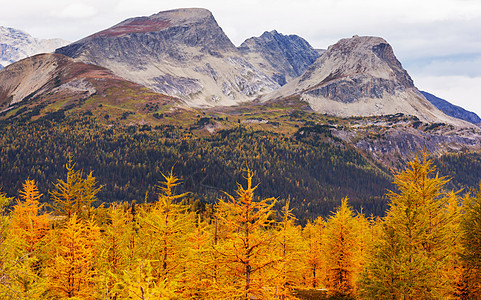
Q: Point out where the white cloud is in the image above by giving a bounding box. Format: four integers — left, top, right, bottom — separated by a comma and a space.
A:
50, 3, 98, 19
413, 75, 481, 116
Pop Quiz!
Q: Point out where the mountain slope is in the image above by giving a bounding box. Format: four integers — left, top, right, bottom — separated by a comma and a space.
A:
0, 53, 178, 122
267, 36, 469, 126
421, 91, 481, 124
56, 8, 279, 107
239, 30, 323, 86
0, 26, 69, 66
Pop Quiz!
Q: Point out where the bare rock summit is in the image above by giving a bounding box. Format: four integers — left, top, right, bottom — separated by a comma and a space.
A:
0, 26, 69, 67
239, 30, 323, 86
56, 8, 279, 107
269, 36, 470, 126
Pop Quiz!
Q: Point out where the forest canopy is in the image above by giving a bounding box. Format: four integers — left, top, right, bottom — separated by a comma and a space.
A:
0, 154, 481, 299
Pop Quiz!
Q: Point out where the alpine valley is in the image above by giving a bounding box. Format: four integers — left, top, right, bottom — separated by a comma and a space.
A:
1, 8, 480, 219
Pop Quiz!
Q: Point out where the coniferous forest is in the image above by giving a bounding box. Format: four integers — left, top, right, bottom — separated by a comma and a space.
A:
1, 152, 481, 299
0, 115, 396, 219
2, 114, 481, 221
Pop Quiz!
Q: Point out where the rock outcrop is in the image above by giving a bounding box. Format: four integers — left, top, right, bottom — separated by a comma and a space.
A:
0, 26, 69, 67
268, 36, 470, 126
239, 30, 323, 85
56, 8, 279, 107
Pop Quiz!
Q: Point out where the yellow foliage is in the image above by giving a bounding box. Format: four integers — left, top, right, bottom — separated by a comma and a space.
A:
45, 214, 101, 298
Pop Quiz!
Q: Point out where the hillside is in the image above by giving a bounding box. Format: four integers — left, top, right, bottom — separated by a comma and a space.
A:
1, 98, 481, 219
0, 53, 181, 124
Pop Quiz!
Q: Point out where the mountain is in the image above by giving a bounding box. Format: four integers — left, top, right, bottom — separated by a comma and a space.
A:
0, 26, 69, 67
0, 53, 178, 122
421, 91, 481, 125
53, 8, 472, 128
56, 8, 279, 107
268, 35, 468, 126
239, 30, 323, 86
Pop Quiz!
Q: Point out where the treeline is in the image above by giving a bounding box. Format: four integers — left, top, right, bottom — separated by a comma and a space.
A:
0, 116, 393, 218
1, 154, 481, 299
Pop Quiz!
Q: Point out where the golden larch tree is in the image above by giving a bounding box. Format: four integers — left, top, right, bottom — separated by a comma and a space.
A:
45, 214, 101, 298
360, 154, 460, 300
214, 169, 278, 299
5, 179, 50, 298
322, 197, 360, 297
301, 217, 325, 289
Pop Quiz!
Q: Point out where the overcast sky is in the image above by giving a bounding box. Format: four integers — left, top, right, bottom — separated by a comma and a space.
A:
1, 0, 480, 116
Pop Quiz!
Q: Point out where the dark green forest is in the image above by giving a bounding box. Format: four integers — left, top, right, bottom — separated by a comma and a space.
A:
1, 112, 480, 220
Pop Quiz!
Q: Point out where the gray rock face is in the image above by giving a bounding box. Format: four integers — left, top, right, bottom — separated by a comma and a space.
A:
57, 8, 237, 66
268, 36, 471, 126
0, 26, 69, 67
299, 36, 415, 102
239, 30, 322, 85
56, 8, 279, 107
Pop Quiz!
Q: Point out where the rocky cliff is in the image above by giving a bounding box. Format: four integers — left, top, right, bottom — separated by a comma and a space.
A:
268, 36, 470, 126
239, 30, 322, 85
0, 26, 69, 67
56, 8, 279, 107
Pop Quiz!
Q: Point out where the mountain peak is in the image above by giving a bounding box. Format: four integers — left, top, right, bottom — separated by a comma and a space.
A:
270, 35, 469, 126
89, 8, 214, 39
151, 7, 213, 22
240, 30, 321, 85
0, 26, 69, 67
307, 35, 414, 90
56, 8, 278, 106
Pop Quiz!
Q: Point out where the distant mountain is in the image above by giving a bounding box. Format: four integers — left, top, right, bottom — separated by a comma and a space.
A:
56, 8, 279, 107
239, 30, 323, 86
420, 91, 481, 125
268, 35, 469, 126
0, 64, 3, 70
0, 26, 69, 66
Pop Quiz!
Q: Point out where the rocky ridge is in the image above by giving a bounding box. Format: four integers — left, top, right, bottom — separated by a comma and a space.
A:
239, 30, 323, 86
268, 36, 470, 126
56, 8, 279, 107
1, 8, 477, 129
0, 26, 69, 67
